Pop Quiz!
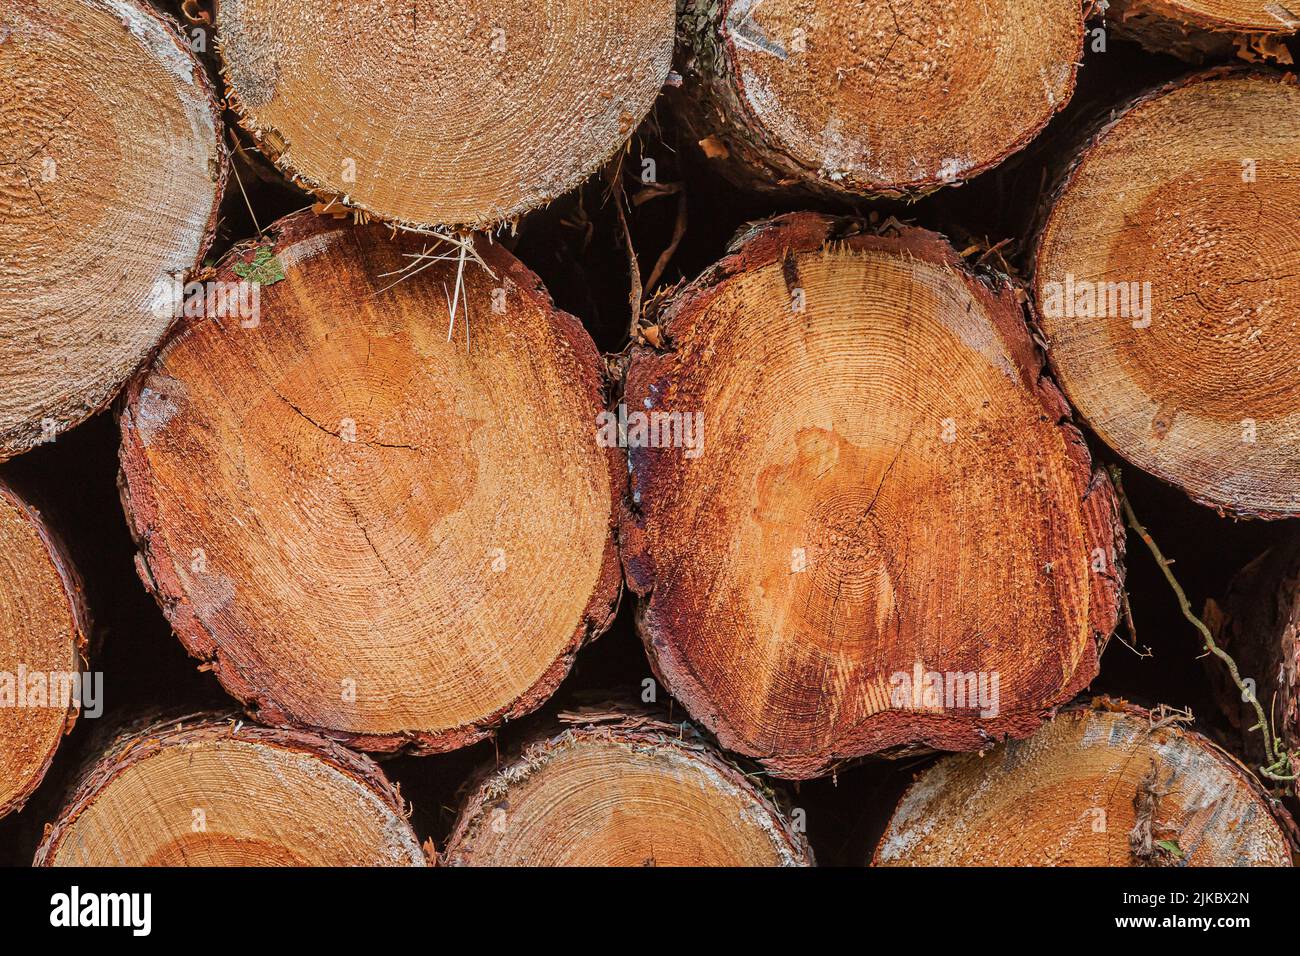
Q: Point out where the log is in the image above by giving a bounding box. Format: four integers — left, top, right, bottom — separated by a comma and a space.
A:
0, 480, 90, 819
874, 698, 1296, 866
674, 0, 1086, 197
216, 0, 675, 231
442, 712, 813, 866
0, 0, 227, 462
1104, 0, 1297, 62
34, 715, 428, 865
1205, 536, 1300, 766
119, 211, 622, 753
1033, 70, 1300, 518
620, 213, 1124, 779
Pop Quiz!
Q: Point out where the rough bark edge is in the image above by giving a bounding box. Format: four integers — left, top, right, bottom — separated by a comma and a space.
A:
0, 0, 230, 464
1205, 539, 1300, 769
212, 0, 672, 233
673, 0, 1093, 199
117, 209, 625, 756
871, 696, 1300, 864
32, 711, 432, 865
0, 480, 92, 820
618, 211, 1125, 779
1102, 0, 1297, 62
442, 709, 814, 866
1030, 67, 1300, 520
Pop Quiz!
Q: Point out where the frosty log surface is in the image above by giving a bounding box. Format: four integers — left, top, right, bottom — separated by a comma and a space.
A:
217, 0, 674, 230
675, 0, 1085, 196
0, 0, 226, 461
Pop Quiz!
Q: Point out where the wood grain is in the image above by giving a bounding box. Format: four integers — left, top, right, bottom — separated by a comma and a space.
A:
443, 713, 813, 866
0, 0, 226, 461
217, 0, 674, 230
1035, 70, 1300, 518
0, 480, 89, 819
875, 698, 1295, 866
621, 213, 1124, 778
675, 0, 1086, 196
119, 211, 622, 753
35, 715, 428, 866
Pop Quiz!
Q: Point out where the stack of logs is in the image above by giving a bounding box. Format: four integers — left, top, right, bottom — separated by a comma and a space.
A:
1, 0, 1298, 866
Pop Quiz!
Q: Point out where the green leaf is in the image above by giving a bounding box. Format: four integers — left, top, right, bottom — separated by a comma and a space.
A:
1155, 839, 1184, 858
233, 247, 285, 287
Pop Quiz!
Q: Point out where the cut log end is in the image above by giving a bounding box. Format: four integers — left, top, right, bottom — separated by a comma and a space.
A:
0, 0, 226, 461
119, 212, 622, 753
875, 699, 1295, 866
0, 481, 89, 819
621, 213, 1123, 779
677, 0, 1084, 195
443, 716, 813, 866
217, 0, 675, 231
1035, 70, 1300, 518
34, 717, 428, 866
1106, 0, 1298, 62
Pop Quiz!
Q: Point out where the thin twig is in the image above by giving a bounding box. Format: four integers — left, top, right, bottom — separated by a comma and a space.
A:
372, 230, 493, 353
605, 159, 641, 337
1108, 465, 1296, 783
643, 190, 687, 296
1111, 590, 1152, 658
229, 158, 261, 236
